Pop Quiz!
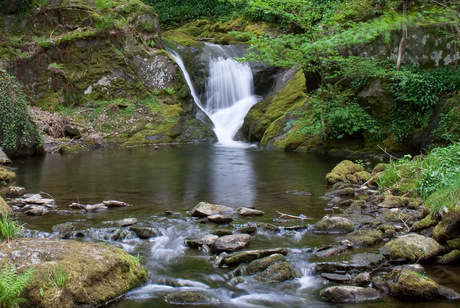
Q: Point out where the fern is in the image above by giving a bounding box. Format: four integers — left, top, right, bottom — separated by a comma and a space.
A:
0, 263, 34, 308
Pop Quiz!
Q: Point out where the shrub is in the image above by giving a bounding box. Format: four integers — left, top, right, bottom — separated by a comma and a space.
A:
0, 69, 43, 154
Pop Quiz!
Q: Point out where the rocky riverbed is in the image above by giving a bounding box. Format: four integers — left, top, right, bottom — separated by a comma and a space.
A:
1, 152, 460, 306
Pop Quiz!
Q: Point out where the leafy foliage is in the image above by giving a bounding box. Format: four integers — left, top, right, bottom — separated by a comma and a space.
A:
142, 0, 239, 25
0, 216, 23, 241
0, 263, 34, 308
0, 69, 43, 153
376, 143, 460, 212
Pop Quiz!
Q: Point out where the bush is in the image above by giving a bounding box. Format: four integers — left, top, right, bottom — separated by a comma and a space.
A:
0, 263, 34, 308
376, 143, 460, 212
0, 69, 42, 154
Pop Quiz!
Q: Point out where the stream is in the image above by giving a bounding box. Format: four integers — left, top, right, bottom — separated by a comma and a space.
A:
10, 144, 460, 307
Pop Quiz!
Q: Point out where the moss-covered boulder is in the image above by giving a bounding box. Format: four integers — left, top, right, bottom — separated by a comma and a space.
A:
326, 160, 368, 184
255, 261, 300, 282
246, 253, 287, 275
309, 216, 355, 234
347, 230, 384, 247
0, 195, 11, 216
411, 212, 440, 232
0, 165, 15, 184
0, 238, 148, 307
433, 211, 460, 244
375, 268, 459, 301
380, 234, 443, 263
438, 250, 460, 265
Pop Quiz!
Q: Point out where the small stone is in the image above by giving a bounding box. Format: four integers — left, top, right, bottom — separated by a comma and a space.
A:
130, 226, 159, 239
213, 234, 251, 252
321, 273, 352, 283
320, 286, 380, 303
207, 214, 233, 224
191, 202, 234, 217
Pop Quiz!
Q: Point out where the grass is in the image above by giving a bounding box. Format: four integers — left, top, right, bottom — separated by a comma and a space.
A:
376, 143, 460, 213
0, 216, 23, 241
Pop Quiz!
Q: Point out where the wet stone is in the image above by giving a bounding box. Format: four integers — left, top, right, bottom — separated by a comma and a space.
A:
321, 273, 352, 283
237, 207, 265, 217
213, 234, 251, 252
320, 286, 381, 303
207, 214, 233, 224
130, 226, 159, 239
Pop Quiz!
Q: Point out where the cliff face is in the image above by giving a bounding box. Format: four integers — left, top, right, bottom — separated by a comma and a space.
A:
0, 0, 215, 152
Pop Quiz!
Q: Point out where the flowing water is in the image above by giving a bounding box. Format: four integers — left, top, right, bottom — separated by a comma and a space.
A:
11, 145, 460, 308
168, 44, 260, 147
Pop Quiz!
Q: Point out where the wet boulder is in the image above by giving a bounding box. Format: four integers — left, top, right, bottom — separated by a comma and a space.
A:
0, 238, 148, 307
309, 216, 355, 234
320, 286, 380, 303
374, 268, 460, 301
213, 234, 251, 252
191, 201, 234, 217
52, 222, 76, 239
246, 253, 287, 274
346, 230, 383, 247
186, 234, 219, 250
207, 214, 233, 224
237, 207, 265, 217
255, 261, 299, 282
378, 195, 410, 208
164, 292, 214, 305
221, 248, 289, 266
130, 226, 159, 239
316, 253, 385, 275
380, 234, 442, 263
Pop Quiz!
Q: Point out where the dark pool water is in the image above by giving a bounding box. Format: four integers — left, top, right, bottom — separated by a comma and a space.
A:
10, 144, 460, 308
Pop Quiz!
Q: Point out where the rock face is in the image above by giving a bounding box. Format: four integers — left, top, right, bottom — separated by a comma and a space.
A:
374, 269, 460, 301
320, 286, 381, 303
0, 238, 148, 307
380, 233, 443, 263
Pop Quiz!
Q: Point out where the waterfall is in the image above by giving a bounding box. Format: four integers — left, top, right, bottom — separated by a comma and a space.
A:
168, 44, 259, 147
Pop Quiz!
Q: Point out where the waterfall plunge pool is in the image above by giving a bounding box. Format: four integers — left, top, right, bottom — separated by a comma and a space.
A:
10, 145, 460, 308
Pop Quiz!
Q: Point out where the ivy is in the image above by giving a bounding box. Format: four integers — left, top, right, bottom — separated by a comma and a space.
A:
0, 69, 43, 153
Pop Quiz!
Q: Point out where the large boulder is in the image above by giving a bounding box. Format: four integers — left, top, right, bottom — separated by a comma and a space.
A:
0, 238, 148, 307
374, 268, 459, 301
320, 286, 381, 303
190, 202, 234, 217
380, 233, 443, 263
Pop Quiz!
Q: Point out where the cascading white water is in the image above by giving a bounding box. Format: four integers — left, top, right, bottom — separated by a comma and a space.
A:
168, 45, 259, 147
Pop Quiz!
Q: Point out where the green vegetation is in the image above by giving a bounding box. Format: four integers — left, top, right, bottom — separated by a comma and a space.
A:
0, 216, 23, 241
0, 263, 34, 308
49, 266, 69, 289
377, 143, 460, 213
0, 69, 43, 153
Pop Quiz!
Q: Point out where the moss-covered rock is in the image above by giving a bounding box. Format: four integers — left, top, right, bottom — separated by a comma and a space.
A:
165, 291, 214, 305
0, 166, 15, 184
222, 248, 289, 267
310, 216, 355, 234
438, 250, 460, 265
375, 268, 459, 301
326, 160, 366, 184
411, 212, 440, 232
0, 238, 148, 307
0, 195, 11, 216
255, 261, 300, 282
433, 211, 460, 244
380, 234, 443, 263
347, 230, 384, 247
246, 253, 286, 275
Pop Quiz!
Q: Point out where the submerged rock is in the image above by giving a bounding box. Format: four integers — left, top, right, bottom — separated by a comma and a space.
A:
191, 201, 234, 217
0, 238, 148, 307
320, 286, 380, 303
380, 233, 442, 263
164, 291, 214, 305
374, 268, 460, 301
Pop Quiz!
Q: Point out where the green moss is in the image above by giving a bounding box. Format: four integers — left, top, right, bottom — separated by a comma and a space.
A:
163, 30, 205, 48
0, 166, 15, 183
246, 254, 286, 275
411, 213, 439, 232
348, 230, 383, 247
0, 195, 11, 216
326, 160, 365, 184
255, 262, 299, 282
